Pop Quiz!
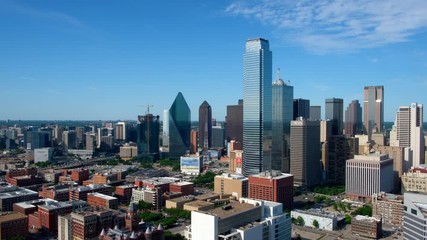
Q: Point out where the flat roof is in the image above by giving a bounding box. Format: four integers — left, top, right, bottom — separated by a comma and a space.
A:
202, 202, 258, 219
0, 188, 38, 199
88, 192, 117, 200
167, 195, 195, 203
184, 200, 214, 208
250, 170, 293, 179
0, 212, 27, 223
170, 181, 193, 186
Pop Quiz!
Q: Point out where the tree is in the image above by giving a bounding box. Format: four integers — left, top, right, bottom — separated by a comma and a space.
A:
351, 205, 372, 217
312, 219, 319, 228
295, 216, 305, 226
345, 214, 352, 224
333, 203, 338, 211
137, 200, 153, 211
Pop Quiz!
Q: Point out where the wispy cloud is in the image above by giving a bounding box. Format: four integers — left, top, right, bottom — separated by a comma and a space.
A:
226, 0, 427, 53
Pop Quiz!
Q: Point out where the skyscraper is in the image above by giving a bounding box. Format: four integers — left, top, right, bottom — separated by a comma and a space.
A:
310, 106, 321, 120
243, 38, 272, 176
391, 103, 424, 169
293, 98, 310, 120
168, 92, 191, 159
225, 99, 243, 144
325, 98, 344, 135
162, 109, 169, 147
198, 101, 212, 149
290, 118, 321, 187
137, 114, 160, 161
272, 69, 293, 173
363, 86, 384, 137
345, 100, 362, 136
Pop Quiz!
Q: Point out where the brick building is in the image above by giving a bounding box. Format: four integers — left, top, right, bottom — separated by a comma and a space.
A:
0, 185, 39, 212
169, 182, 194, 196
0, 212, 29, 240
87, 193, 118, 210
69, 184, 112, 201
351, 215, 382, 239
71, 168, 90, 185
372, 192, 404, 226
214, 173, 248, 199
71, 211, 98, 240
114, 185, 136, 204
39, 185, 70, 201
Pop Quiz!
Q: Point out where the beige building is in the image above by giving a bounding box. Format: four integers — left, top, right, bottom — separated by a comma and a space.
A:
119, 144, 137, 160
375, 145, 405, 191
372, 192, 404, 226
165, 196, 195, 209
351, 215, 382, 239
228, 150, 243, 174
183, 200, 215, 212
214, 173, 248, 199
402, 168, 427, 193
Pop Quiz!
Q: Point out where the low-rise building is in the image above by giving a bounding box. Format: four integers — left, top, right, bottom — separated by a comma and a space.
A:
0, 212, 29, 240
34, 147, 54, 162
228, 150, 243, 174
402, 167, 427, 193
169, 181, 194, 195
351, 215, 382, 239
403, 192, 427, 239
291, 209, 342, 231
0, 185, 39, 211
180, 155, 203, 175
87, 192, 119, 210
131, 187, 162, 210
214, 173, 248, 199
39, 185, 70, 201
165, 195, 195, 209
119, 144, 138, 160
183, 200, 215, 212
69, 184, 112, 201
114, 184, 136, 204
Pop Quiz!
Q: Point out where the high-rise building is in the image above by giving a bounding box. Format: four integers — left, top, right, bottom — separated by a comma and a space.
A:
345, 100, 362, 136
168, 92, 191, 159
325, 98, 344, 135
290, 118, 321, 187
345, 153, 394, 201
272, 69, 293, 173
293, 98, 310, 120
198, 101, 212, 149
137, 114, 160, 161
190, 129, 197, 154
403, 192, 427, 239
162, 109, 169, 147
310, 106, 321, 120
211, 126, 225, 148
225, 99, 243, 144
114, 122, 127, 142
363, 86, 384, 137
391, 103, 425, 169
243, 38, 272, 176
62, 130, 77, 151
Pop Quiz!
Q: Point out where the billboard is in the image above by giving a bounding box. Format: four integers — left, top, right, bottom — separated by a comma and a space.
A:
180, 156, 202, 174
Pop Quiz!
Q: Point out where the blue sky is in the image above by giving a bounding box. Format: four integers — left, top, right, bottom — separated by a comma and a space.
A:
1, 0, 427, 121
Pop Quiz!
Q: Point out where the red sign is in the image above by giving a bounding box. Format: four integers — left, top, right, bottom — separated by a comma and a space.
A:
236, 157, 242, 164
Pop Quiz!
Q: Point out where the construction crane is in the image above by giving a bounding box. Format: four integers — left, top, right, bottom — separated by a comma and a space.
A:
138, 104, 154, 114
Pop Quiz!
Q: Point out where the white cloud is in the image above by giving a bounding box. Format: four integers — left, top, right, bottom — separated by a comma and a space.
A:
226, 0, 427, 52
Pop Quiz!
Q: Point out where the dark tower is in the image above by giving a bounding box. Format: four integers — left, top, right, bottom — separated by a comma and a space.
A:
137, 114, 160, 161
198, 101, 212, 150
169, 92, 191, 159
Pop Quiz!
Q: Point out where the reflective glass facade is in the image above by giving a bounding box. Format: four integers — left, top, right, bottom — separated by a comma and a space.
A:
363, 86, 384, 136
198, 101, 212, 149
272, 77, 293, 173
137, 114, 160, 161
243, 38, 272, 176
169, 92, 191, 159
325, 98, 344, 135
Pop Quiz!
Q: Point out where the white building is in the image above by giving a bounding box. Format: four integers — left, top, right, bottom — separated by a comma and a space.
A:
180, 155, 202, 175
346, 153, 394, 200
34, 147, 53, 162
162, 109, 169, 147
403, 192, 427, 240
58, 214, 72, 240
67, 149, 93, 160
291, 209, 341, 231
390, 103, 424, 170
187, 198, 291, 240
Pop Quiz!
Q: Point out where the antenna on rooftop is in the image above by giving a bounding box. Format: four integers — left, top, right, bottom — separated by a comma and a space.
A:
276, 68, 280, 80
138, 104, 154, 114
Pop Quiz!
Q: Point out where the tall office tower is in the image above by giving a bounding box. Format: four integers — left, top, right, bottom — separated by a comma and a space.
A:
198, 101, 212, 149
392, 103, 425, 169
62, 131, 77, 151
345, 100, 362, 136
190, 129, 198, 154
290, 118, 321, 187
162, 109, 169, 147
293, 98, 310, 120
225, 99, 243, 144
212, 126, 225, 148
137, 114, 160, 161
29, 131, 51, 150
310, 106, 321, 120
324, 136, 359, 185
403, 192, 427, 239
168, 92, 191, 159
243, 38, 272, 176
345, 153, 394, 201
114, 122, 127, 142
85, 133, 96, 151
272, 69, 294, 172
325, 98, 344, 135
75, 127, 84, 148
363, 86, 384, 137
97, 127, 114, 148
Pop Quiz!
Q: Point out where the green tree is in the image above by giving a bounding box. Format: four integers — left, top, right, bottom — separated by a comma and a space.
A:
333, 203, 338, 211
137, 200, 153, 211
295, 216, 305, 226
351, 205, 372, 217
164, 231, 186, 240
345, 214, 352, 224
312, 219, 319, 228
139, 212, 163, 222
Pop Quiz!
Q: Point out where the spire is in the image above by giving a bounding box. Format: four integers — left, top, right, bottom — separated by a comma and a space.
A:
100, 228, 107, 236
157, 224, 163, 231
145, 226, 152, 234
276, 68, 281, 81
130, 231, 137, 239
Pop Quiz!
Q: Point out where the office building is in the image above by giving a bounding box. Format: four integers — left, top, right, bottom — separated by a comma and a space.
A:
168, 92, 191, 159
0, 185, 38, 212
37, 200, 73, 231
0, 212, 29, 240
70, 211, 98, 240
293, 98, 310, 120
272, 69, 293, 172
69, 184, 112, 201
137, 113, 160, 161
372, 192, 404, 227
225, 99, 243, 144
291, 209, 340, 231
229, 150, 243, 174
290, 118, 321, 187
169, 181, 194, 196
85, 132, 96, 151
403, 192, 427, 239
364, 86, 384, 137
115, 185, 137, 204
114, 122, 127, 142
243, 38, 272, 176
320, 119, 332, 143
162, 109, 169, 147
190, 129, 197, 154
345, 100, 362, 136
214, 173, 248, 199
119, 144, 138, 160
310, 105, 321, 120
346, 153, 394, 201
25, 131, 51, 150
351, 215, 382, 239
391, 103, 425, 169
248, 170, 293, 210
87, 192, 118, 210
34, 147, 54, 162
131, 187, 162, 210
376, 145, 405, 192
199, 101, 212, 149
39, 185, 70, 201
402, 167, 427, 193
188, 198, 291, 240
97, 127, 114, 150
180, 156, 203, 175
324, 136, 358, 185
325, 98, 344, 135
62, 130, 77, 151
211, 126, 225, 148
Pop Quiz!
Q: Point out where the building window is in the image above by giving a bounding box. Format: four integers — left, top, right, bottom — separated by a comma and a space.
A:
411, 209, 417, 215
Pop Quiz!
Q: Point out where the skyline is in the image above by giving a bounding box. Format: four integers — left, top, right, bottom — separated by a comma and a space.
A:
1, 1, 427, 121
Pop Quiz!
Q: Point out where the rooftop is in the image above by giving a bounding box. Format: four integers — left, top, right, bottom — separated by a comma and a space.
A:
250, 170, 293, 179
170, 181, 193, 186
184, 200, 214, 208
0, 188, 38, 199
354, 215, 381, 222
216, 173, 247, 180
88, 192, 117, 200
352, 153, 391, 162
0, 212, 27, 223
292, 209, 340, 220
200, 201, 258, 219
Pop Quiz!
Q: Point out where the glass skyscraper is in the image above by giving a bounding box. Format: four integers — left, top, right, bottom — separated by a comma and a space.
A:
243, 38, 272, 176
198, 100, 212, 149
363, 86, 384, 137
168, 92, 191, 159
137, 114, 160, 161
325, 98, 344, 135
272, 69, 293, 173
